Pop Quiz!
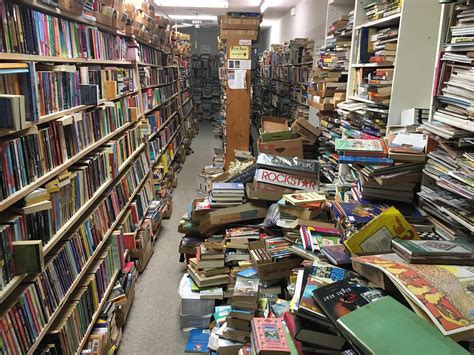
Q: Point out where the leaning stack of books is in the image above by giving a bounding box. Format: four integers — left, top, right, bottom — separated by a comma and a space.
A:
370, 27, 399, 65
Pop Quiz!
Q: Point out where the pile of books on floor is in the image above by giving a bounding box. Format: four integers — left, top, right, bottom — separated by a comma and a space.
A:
208, 183, 245, 207
179, 119, 471, 354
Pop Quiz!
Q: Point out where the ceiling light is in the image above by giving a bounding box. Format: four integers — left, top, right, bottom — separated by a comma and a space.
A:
156, 0, 229, 8
169, 14, 218, 21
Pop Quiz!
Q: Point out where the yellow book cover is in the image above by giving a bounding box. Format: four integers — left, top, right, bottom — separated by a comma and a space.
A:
344, 206, 419, 255
160, 155, 169, 173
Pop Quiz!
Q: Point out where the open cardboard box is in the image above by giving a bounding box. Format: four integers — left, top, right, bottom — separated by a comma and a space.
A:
291, 118, 321, 144
219, 15, 262, 30
245, 183, 283, 202
260, 116, 292, 142
257, 137, 304, 158
116, 277, 136, 327
198, 203, 267, 234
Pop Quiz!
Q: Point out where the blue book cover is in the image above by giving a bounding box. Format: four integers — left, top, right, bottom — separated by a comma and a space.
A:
185, 329, 210, 353
338, 156, 393, 165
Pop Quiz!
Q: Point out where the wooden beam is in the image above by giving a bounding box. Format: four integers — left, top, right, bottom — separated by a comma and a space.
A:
225, 38, 251, 166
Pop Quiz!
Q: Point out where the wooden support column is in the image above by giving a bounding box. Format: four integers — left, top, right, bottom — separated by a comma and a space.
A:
225, 38, 251, 167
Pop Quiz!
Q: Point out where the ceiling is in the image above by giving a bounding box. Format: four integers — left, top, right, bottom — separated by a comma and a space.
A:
156, 0, 301, 26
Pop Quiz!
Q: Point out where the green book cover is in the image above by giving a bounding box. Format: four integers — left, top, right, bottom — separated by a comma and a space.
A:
337, 296, 469, 355
392, 239, 474, 256
335, 139, 384, 152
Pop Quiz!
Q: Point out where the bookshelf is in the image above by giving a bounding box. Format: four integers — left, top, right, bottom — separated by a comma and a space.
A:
346, 0, 442, 127
0, 0, 195, 353
418, 1, 474, 242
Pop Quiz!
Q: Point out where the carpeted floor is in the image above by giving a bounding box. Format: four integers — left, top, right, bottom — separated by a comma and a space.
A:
119, 123, 220, 355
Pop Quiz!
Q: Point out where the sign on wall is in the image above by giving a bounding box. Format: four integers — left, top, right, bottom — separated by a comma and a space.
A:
229, 46, 250, 59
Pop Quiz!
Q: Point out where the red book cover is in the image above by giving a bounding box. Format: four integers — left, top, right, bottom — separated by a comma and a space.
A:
123, 232, 136, 250
251, 318, 290, 353
282, 312, 304, 355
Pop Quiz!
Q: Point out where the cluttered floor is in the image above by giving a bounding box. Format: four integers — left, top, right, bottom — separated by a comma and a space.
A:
119, 123, 220, 355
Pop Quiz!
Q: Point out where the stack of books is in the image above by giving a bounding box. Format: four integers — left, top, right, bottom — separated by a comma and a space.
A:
223, 275, 259, 343
364, 0, 402, 21
335, 138, 392, 165
370, 27, 399, 65
208, 182, 245, 207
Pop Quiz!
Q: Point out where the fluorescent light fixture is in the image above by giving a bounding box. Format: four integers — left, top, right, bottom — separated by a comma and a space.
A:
156, 0, 229, 8
260, 1, 269, 12
169, 14, 218, 21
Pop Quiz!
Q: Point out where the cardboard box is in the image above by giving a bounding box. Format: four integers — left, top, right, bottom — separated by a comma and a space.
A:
246, 183, 282, 202
219, 15, 262, 30
59, 0, 83, 15
278, 204, 320, 220
291, 118, 321, 144
116, 278, 136, 327
257, 137, 304, 159
260, 116, 292, 142
191, 199, 216, 222
198, 203, 267, 234
251, 255, 303, 281
219, 29, 258, 41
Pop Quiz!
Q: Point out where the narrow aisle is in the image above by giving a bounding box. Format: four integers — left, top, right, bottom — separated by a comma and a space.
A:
120, 123, 220, 355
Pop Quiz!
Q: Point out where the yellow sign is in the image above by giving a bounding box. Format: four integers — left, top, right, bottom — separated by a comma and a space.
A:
229, 46, 249, 59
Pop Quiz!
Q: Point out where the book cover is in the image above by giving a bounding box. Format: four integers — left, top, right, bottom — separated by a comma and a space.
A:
283, 191, 326, 205
212, 182, 244, 191
255, 169, 318, 190
312, 280, 384, 326
352, 254, 474, 338
185, 329, 210, 353
333, 201, 387, 224
335, 139, 385, 152
299, 276, 329, 319
392, 239, 474, 257
344, 207, 419, 254
337, 296, 468, 355
321, 244, 352, 266
251, 318, 290, 353
233, 276, 259, 300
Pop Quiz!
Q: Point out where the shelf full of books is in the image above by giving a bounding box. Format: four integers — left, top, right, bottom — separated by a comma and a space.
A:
312, 2, 354, 184
418, 0, 474, 242
0, 0, 194, 352
254, 39, 314, 123
344, 0, 441, 128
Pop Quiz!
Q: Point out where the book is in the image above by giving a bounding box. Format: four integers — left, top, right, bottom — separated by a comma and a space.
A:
283, 191, 326, 205
312, 280, 384, 326
320, 245, 352, 266
185, 329, 210, 353
233, 276, 259, 303
337, 296, 469, 355
251, 318, 291, 354
344, 207, 419, 255
351, 254, 474, 339
391, 239, 474, 265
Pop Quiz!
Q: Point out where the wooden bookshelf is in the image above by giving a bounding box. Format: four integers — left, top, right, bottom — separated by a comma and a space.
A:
0, 53, 133, 65
141, 80, 179, 91
74, 269, 120, 355
0, 121, 133, 213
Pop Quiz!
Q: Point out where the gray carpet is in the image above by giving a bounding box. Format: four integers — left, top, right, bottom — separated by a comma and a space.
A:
119, 123, 220, 355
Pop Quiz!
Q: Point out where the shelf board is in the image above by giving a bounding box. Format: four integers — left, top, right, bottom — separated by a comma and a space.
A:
141, 80, 178, 91
328, 0, 354, 5
74, 270, 120, 355
0, 52, 133, 65
21, 169, 151, 355
0, 121, 133, 213
140, 92, 179, 117
351, 63, 395, 68
355, 13, 401, 30
43, 143, 145, 255
0, 275, 25, 304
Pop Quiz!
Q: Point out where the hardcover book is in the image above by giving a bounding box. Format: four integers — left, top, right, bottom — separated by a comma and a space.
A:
391, 239, 474, 265
335, 139, 385, 152
185, 329, 210, 353
251, 318, 291, 354
337, 296, 469, 355
283, 191, 326, 205
233, 276, 259, 302
344, 207, 419, 255
312, 280, 384, 326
